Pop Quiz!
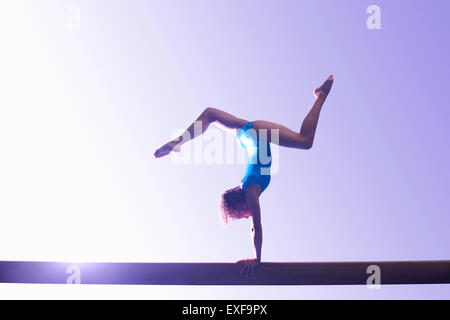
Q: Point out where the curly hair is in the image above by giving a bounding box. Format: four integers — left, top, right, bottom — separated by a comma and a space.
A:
220, 186, 247, 225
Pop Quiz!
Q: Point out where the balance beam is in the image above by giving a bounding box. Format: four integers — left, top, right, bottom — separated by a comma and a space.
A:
0, 260, 449, 285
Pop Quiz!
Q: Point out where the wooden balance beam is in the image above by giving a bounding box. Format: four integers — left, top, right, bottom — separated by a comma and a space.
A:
0, 260, 449, 285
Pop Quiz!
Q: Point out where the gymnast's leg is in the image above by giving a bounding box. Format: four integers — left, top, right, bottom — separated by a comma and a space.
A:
252, 75, 333, 150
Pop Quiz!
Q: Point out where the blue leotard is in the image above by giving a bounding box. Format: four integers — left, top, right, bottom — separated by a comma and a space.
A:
236, 122, 272, 194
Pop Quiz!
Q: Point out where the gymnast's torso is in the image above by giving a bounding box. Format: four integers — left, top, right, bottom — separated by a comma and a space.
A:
235, 122, 272, 194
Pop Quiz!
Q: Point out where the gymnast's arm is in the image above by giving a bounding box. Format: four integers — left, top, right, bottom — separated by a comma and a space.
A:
237, 185, 262, 276
245, 185, 263, 263
154, 107, 247, 158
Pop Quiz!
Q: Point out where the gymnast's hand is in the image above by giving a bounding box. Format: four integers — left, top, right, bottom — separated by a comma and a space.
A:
237, 258, 260, 277
154, 140, 181, 158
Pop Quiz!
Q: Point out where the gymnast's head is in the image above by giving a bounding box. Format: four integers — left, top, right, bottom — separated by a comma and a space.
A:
220, 186, 251, 225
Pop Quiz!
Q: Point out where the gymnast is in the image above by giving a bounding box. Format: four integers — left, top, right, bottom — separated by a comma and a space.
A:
154, 75, 334, 276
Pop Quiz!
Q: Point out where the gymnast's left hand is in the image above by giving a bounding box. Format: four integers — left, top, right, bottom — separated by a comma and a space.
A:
237, 258, 260, 277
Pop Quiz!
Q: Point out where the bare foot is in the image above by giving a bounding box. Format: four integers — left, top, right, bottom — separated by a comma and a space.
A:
154, 140, 181, 158
314, 74, 334, 99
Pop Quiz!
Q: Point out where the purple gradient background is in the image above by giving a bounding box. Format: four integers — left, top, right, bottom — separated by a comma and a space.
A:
0, 0, 449, 298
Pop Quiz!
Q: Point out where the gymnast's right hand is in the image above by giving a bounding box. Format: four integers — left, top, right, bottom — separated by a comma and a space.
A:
154, 140, 181, 158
